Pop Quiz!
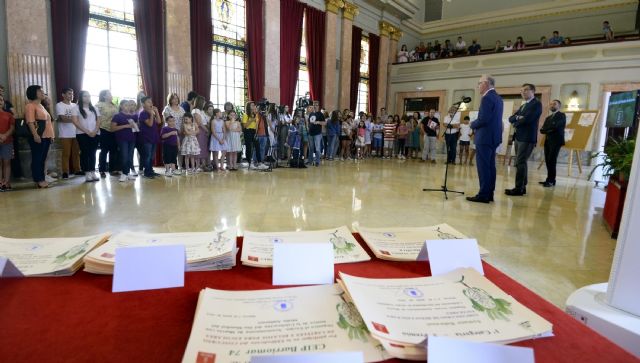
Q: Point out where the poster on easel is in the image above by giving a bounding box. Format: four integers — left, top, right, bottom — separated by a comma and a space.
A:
497, 101, 515, 155
563, 110, 599, 150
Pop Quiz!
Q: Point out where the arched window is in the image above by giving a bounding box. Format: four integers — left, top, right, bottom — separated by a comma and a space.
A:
82, 0, 140, 103
356, 36, 369, 114
210, 0, 247, 111
294, 15, 310, 104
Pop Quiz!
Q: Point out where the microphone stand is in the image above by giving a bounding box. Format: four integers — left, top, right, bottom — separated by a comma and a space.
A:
422, 102, 465, 200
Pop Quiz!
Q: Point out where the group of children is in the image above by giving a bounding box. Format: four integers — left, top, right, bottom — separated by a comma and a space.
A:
159, 108, 243, 176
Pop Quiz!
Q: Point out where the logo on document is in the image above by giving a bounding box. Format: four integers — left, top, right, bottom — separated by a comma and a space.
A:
273, 301, 293, 312
382, 232, 396, 238
372, 322, 389, 334
196, 352, 216, 363
403, 288, 424, 298
270, 237, 284, 244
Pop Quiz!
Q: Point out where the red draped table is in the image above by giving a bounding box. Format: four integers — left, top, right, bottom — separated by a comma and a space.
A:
1, 235, 637, 363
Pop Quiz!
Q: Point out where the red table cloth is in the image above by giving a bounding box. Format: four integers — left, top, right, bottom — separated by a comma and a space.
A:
1, 235, 637, 363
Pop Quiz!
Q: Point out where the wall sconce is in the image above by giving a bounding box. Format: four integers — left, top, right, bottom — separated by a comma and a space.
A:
568, 90, 580, 111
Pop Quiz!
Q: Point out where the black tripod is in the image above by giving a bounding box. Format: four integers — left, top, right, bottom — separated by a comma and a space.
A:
422, 101, 465, 200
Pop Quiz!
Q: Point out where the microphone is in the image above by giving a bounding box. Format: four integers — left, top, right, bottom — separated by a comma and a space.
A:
453, 96, 472, 105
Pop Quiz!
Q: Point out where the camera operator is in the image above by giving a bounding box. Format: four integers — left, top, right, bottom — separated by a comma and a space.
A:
307, 101, 326, 167
278, 105, 291, 160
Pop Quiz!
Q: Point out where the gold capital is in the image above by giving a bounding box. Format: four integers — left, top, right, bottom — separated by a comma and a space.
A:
325, 0, 344, 14
342, 2, 358, 20
379, 21, 394, 37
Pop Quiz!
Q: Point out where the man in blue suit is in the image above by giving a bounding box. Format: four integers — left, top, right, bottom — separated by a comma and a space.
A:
467, 75, 503, 203
506, 83, 543, 196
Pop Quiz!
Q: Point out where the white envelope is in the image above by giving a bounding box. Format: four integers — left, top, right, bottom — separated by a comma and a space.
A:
272, 243, 334, 286
428, 336, 534, 363
425, 239, 484, 276
112, 245, 186, 293
250, 352, 363, 363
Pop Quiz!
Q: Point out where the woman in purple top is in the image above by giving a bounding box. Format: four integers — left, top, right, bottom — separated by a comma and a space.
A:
111, 100, 138, 182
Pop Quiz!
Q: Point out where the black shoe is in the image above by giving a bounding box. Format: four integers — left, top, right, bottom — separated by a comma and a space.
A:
143, 175, 155, 179
505, 188, 526, 196
100, 172, 107, 178
466, 195, 491, 203
542, 181, 556, 187
62, 173, 69, 179
538, 181, 547, 185
74, 171, 84, 176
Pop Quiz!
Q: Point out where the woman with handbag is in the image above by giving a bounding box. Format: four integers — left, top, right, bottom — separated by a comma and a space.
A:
24, 85, 55, 189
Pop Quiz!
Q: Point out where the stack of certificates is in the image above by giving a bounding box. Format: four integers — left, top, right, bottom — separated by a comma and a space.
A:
240, 226, 370, 267
357, 223, 489, 261
83, 229, 237, 274
338, 268, 553, 360
0, 233, 111, 276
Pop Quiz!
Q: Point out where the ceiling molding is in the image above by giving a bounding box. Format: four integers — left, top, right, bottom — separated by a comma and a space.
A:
402, 0, 637, 37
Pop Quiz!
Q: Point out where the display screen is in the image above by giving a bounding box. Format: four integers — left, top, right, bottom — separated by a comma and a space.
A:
606, 91, 638, 128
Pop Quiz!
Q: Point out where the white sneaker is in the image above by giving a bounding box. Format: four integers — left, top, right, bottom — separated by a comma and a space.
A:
165, 170, 172, 177
92, 172, 100, 181
130, 170, 138, 177
45, 175, 56, 183
173, 169, 182, 175
85, 173, 92, 183
119, 174, 127, 182
127, 174, 136, 180
257, 163, 269, 170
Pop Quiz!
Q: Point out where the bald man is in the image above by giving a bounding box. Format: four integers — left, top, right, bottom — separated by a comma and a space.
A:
467, 75, 503, 203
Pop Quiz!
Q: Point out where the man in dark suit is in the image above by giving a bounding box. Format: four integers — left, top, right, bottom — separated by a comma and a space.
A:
505, 83, 543, 196
467, 75, 503, 203
539, 99, 566, 187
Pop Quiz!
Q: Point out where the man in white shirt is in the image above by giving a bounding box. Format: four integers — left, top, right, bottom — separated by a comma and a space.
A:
442, 106, 461, 164
55, 88, 81, 179
455, 37, 467, 55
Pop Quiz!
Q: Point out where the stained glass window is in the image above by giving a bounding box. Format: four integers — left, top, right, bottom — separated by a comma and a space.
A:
82, 0, 140, 104
211, 0, 247, 111
356, 36, 370, 114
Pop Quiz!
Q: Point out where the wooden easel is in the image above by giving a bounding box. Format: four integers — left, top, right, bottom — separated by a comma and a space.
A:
537, 148, 582, 176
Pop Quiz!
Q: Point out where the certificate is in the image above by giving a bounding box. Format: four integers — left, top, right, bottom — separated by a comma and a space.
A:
0, 233, 110, 276
181, 284, 390, 363
357, 224, 488, 261
84, 229, 237, 274
241, 226, 370, 267
339, 269, 552, 359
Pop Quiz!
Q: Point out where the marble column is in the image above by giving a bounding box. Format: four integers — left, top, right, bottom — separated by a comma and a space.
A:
376, 21, 393, 115
322, 0, 341, 111
165, 0, 192, 100
338, 2, 358, 111
387, 28, 401, 114
264, 0, 280, 103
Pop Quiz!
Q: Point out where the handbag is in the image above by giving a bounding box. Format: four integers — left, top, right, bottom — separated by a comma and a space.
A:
14, 118, 30, 138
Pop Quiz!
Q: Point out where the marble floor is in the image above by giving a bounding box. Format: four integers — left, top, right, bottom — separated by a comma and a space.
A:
0, 156, 615, 308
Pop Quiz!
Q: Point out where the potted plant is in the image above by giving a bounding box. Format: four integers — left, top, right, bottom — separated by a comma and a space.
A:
590, 138, 635, 237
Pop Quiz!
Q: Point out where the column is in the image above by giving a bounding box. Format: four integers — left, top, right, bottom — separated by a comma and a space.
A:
338, 2, 358, 110
322, 0, 341, 111
165, 0, 192, 100
376, 21, 393, 115
387, 27, 402, 114
264, 0, 280, 103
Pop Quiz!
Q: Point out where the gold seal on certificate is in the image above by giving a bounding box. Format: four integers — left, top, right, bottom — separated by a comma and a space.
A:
357, 224, 488, 261
241, 226, 370, 267
181, 284, 391, 363
0, 233, 111, 276
84, 229, 237, 274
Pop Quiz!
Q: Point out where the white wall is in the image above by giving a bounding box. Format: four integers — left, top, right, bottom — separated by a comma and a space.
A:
441, 0, 554, 20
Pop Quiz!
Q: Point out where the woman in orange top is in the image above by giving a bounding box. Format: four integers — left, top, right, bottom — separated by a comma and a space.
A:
25, 85, 54, 188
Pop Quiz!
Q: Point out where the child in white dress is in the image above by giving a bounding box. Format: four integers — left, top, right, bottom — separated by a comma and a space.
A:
209, 108, 227, 171
181, 113, 200, 174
